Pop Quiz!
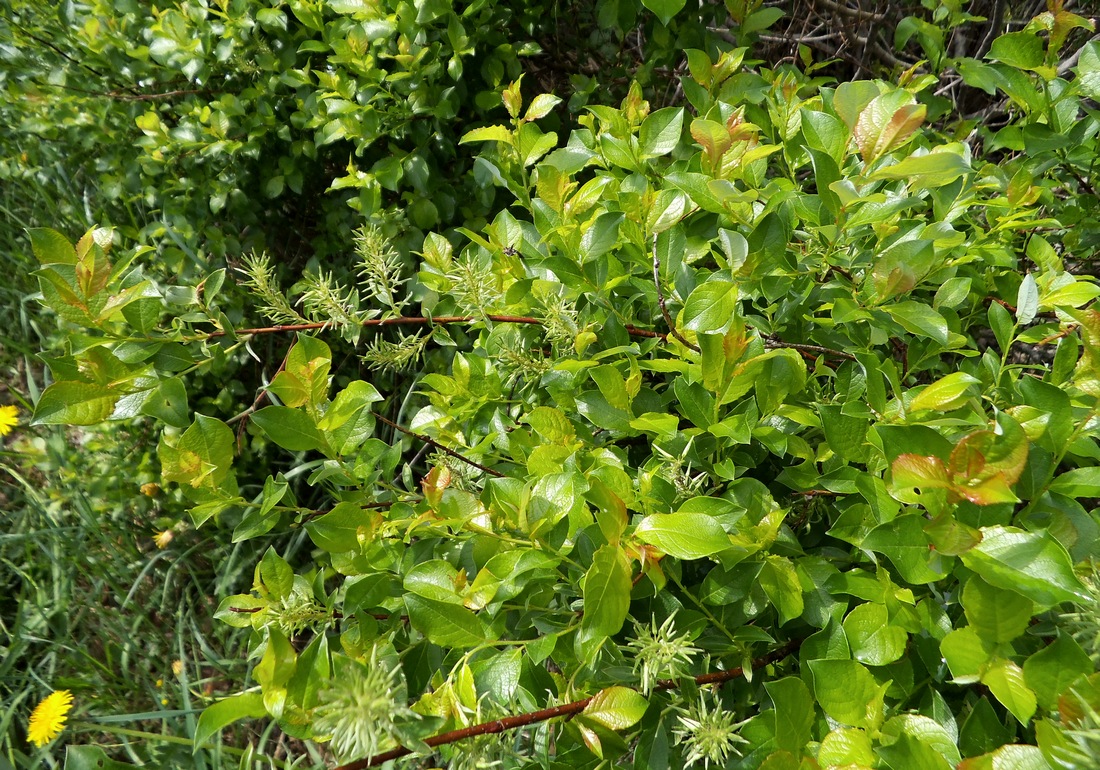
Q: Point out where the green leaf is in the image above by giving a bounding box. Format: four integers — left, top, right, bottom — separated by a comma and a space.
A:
981, 659, 1037, 725
214, 594, 267, 628
634, 512, 731, 559
524, 94, 562, 121
802, 109, 848, 161
884, 302, 949, 346
876, 732, 953, 770
33, 381, 118, 425
1075, 40, 1100, 100
642, 0, 686, 26
934, 276, 972, 309
910, 372, 980, 413
818, 728, 874, 767
582, 686, 648, 730
742, 6, 784, 35
1041, 279, 1100, 309
576, 391, 633, 433
579, 211, 624, 262
871, 239, 937, 300
880, 714, 961, 766
1048, 467, 1100, 497
646, 189, 688, 234
759, 555, 804, 624
1023, 634, 1094, 711
141, 377, 189, 429
460, 125, 513, 144
1017, 273, 1040, 325
863, 515, 949, 584
833, 80, 880, 130
305, 502, 370, 553
628, 412, 679, 438
868, 150, 971, 189
256, 8, 287, 31
252, 406, 326, 452
193, 692, 267, 750
682, 280, 738, 333
960, 526, 1091, 607
405, 594, 487, 648
518, 123, 558, 167
843, 603, 907, 665
318, 380, 381, 431
980, 744, 1052, 770
818, 405, 868, 462
29, 227, 76, 265
260, 547, 294, 601
764, 677, 814, 754
962, 577, 1033, 644
988, 32, 1044, 70
807, 659, 884, 729
64, 746, 138, 769
159, 414, 235, 489
579, 545, 632, 648
639, 107, 684, 158
941, 626, 993, 683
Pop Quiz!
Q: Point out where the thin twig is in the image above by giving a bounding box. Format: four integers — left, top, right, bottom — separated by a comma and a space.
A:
652, 236, 701, 352
34, 80, 210, 101
228, 345, 292, 435
762, 336, 857, 361
297, 501, 398, 524
814, 0, 886, 22
11, 22, 121, 86
342, 638, 804, 769
374, 413, 505, 478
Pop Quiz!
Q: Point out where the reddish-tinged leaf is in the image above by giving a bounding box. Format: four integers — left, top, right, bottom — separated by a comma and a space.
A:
892, 454, 950, 488
854, 92, 927, 163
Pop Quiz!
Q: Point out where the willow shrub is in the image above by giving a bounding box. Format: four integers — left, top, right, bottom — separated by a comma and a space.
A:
27, 12, 1100, 770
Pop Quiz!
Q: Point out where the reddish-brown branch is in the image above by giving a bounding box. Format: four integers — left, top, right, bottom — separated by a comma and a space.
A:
375, 413, 505, 479
211, 315, 663, 340
339, 638, 803, 769
208, 314, 856, 362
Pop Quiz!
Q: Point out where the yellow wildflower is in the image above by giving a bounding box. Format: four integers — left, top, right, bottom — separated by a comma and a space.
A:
154, 530, 174, 549
27, 690, 74, 747
0, 405, 18, 437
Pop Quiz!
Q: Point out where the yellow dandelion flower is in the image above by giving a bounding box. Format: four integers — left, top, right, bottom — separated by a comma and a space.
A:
27, 690, 74, 747
0, 405, 18, 437
154, 530, 174, 549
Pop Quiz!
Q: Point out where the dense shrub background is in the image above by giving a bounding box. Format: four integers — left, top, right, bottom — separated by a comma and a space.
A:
4, 1, 1100, 769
